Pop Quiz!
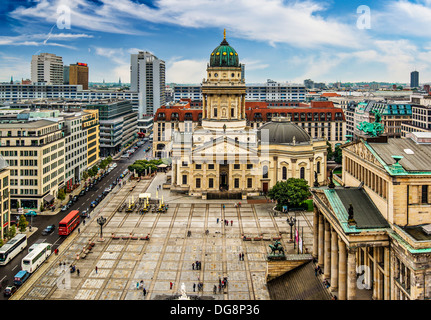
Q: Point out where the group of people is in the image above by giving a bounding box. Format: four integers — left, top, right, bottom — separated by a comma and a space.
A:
192, 261, 202, 270
137, 280, 148, 296
194, 282, 204, 292
217, 218, 234, 226
238, 252, 245, 261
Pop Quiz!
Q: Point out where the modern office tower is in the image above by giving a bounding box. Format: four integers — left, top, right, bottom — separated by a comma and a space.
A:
69, 62, 89, 90
411, 70, 419, 88
63, 66, 70, 85
130, 51, 166, 117
31, 53, 64, 84
85, 99, 138, 157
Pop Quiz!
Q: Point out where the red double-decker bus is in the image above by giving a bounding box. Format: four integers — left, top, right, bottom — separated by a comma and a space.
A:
58, 210, 80, 236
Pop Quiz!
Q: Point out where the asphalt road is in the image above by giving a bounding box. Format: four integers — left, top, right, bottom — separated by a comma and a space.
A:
0, 139, 153, 299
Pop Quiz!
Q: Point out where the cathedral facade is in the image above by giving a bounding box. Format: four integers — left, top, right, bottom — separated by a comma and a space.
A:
170, 32, 327, 198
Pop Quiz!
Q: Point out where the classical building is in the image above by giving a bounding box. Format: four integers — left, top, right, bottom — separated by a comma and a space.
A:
170, 32, 327, 198
312, 130, 431, 300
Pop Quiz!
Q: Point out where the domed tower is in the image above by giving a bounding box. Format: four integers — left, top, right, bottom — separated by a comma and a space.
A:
201, 30, 247, 131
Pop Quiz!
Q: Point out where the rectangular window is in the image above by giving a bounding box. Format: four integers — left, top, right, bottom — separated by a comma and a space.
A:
422, 185, 428, 204
209, 178, 214, 188
196, 178, 201, 188
234, 164, 240, 170
234, 178, 239, 188
247, 178, 252, 188
182, 175, 187, 185
208, 164, 214, 170
195, 164, 202, 170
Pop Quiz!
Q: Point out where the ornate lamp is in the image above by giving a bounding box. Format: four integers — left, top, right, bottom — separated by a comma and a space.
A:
97, 216, 107, 241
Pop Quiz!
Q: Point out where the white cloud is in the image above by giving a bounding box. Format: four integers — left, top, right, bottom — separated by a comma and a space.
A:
10, 0, 363, 48
166, 59, 207, 83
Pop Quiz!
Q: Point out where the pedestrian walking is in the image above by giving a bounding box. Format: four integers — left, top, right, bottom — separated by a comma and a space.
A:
218, 284, 222, 293
217, 218, 219, 224
77, 269, 80, 276
137, 282, 140, 289
239, 253, 242, 261
242, 252, 245, 261
143, 288, 147, 296
193, 283, 196, 292
192, 262, 195, 270
95, 266, 98, 274
213, 285, 217, 294
231, 220, 233, 226
78, 228, 80, 234
170, 282, 173, 290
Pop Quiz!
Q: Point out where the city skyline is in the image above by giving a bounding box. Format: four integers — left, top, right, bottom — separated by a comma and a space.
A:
0, 0, 431, 85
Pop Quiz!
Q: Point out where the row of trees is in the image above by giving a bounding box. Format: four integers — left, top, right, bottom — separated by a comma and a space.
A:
0, 215, 29, 246
128, 159, 163, 176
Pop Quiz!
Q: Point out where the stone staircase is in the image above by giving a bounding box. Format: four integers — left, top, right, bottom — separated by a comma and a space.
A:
266, 254, 313, 282
267, 256, 332, 300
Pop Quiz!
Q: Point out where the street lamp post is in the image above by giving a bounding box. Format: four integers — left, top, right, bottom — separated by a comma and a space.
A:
97, 216, 107, 241
287, 216, 296, 242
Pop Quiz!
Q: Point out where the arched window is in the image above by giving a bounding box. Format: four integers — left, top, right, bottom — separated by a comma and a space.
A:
317, 161, 321, 174
282, 166, 287, 180
300, 167, 305, 180
263, 165, 269, 179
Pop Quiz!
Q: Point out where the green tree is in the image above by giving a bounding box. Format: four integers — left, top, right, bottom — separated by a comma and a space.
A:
57, 188, 66, 201
18, 215, 28, 233
334, 146, 343, 164
327, 141, 334, 161
268, 178, 311, 211
7, 225, 16, 239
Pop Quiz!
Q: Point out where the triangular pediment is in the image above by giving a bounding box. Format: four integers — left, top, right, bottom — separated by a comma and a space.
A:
343, 140, 385, 170
192, 136, 258, 161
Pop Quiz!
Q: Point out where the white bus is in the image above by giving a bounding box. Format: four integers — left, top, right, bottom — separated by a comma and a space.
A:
21, 243, 52, 273
0, 234, 27, 266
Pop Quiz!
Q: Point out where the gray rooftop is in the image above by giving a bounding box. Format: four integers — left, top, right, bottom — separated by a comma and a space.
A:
368, 138, 431, 172
0, 119, 58, 129
335, 188, 390, 229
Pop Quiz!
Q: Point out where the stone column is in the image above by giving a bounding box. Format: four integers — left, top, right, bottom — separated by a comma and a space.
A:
338, 238, 347, 300
384, 247, 390, 300
330, 228, 339, 292
312, 209, 319, 259
324, 219, 331, 279
318, 214, 324, 267
347, 247, 357, 300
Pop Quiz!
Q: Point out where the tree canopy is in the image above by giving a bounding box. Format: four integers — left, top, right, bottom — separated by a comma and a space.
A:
128, 159, 163, 175
268, 178, 311, 210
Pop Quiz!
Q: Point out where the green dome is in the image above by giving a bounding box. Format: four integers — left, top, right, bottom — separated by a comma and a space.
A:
210, 37, 239, 68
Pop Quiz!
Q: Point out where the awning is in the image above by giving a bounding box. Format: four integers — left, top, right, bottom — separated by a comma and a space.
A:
43, 194, 54, 203
139, 193, 151, 199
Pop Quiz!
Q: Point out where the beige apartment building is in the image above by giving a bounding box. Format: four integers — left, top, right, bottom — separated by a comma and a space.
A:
0, 159, 10, 239
82, 109, 100, 168
312, 131, 431, 300
0, 120, 65, 210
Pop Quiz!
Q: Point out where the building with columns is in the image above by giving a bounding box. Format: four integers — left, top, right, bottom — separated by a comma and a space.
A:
170, 32, 327, 198
312, 131, 431, 300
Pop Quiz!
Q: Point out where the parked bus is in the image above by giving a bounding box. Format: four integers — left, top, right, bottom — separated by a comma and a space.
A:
0, 234, 27, 266
13, 270, 30, 286
58, 210, 80, 236
21, 243, 52, 273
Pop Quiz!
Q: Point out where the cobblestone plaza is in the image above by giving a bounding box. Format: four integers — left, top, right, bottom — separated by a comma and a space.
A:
12, 172, 314, 300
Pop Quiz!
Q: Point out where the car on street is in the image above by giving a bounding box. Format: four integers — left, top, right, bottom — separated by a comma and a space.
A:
42, 224, 56, 235
112, 163, 117, 168
104, 186, 111, 193
67, 200, 73, 207
80, 210, 88, 219
4, 286, 17, 297
91, 201, 97, 208
79, 190, 85, 196
61, 205, 68, 212
72, 196, 78, 202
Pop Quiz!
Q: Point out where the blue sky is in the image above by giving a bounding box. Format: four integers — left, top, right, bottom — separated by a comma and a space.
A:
0, 0, 431, 85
